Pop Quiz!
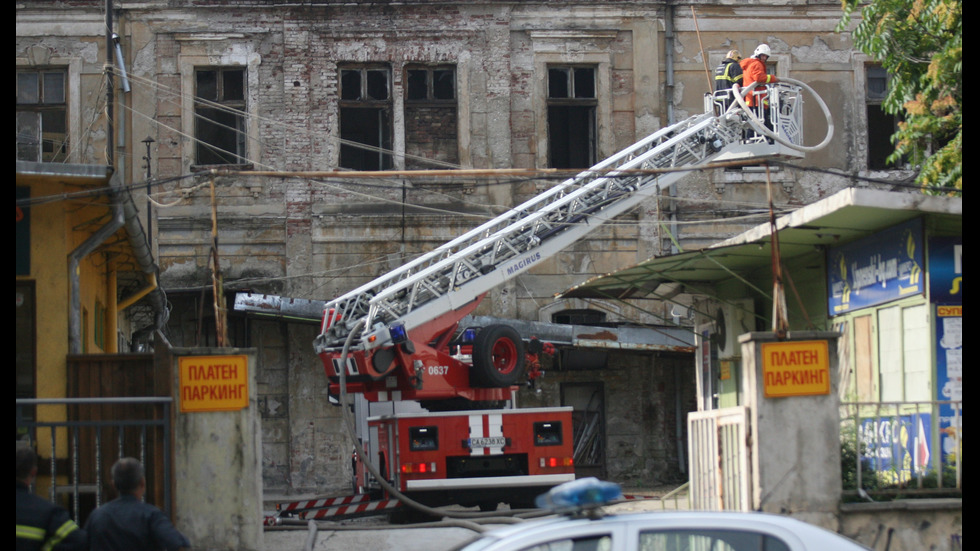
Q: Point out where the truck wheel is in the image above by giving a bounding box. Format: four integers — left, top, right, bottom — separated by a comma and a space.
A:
470, 325, 525, 387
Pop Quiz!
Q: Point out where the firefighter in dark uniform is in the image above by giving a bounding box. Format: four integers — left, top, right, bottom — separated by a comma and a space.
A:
16, 441, 87, 551
713, 49, 744, 110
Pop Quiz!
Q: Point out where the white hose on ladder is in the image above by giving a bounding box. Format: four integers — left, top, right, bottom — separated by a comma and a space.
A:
731, 77, 834, 153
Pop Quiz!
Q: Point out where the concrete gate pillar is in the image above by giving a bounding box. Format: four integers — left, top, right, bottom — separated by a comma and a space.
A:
740, 331, 842, 530
170, 347, 264, 551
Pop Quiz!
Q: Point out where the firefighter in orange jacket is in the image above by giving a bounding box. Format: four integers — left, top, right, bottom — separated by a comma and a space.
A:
739, 44, 778, 108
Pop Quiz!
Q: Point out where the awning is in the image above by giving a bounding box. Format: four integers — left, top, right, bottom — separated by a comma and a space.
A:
559, 188, 962, 301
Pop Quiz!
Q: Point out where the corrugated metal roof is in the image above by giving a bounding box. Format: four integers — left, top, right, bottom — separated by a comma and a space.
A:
559, 188, 961, 300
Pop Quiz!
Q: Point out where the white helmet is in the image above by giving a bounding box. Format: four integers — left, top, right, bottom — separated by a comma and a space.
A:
753, 44, 772, 58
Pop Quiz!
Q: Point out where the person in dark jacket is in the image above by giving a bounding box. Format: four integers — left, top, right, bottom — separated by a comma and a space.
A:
713, 49, 744, 110
84, 457, 190, 551
16, 441, 88, 551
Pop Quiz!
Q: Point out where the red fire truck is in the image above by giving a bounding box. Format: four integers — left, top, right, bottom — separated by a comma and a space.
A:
359, 407, 575, 511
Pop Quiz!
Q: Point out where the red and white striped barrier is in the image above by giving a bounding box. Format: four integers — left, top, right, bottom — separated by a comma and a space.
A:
276, 493, 374, 516
301, 498, 402, 520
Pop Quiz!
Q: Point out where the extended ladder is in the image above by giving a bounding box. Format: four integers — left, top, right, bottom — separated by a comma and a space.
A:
316, 86, 806, 353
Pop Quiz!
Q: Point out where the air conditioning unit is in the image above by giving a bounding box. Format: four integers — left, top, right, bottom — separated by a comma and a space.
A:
713, 299, 754, 359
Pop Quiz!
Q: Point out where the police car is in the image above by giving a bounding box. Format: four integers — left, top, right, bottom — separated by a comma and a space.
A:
452, 478, 872, 551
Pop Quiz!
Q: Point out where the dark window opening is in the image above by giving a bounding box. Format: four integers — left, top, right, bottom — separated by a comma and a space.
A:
866, 65, 902, 170
406, 66, 456, 102
340, 107, 392, 171
409, 426, 439, 451
533, 421, 563, 446
548, 66, 596, 169
340, 65, 393, 171
17, 69, 68, 163
195, 68, 246, 165
404, 64, 458, 169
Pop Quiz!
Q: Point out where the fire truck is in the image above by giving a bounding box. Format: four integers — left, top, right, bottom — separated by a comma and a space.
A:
255, 80, 830, 521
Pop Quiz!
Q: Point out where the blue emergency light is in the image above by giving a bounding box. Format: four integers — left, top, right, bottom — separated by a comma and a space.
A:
534, 477, 623, 510
388, 322, 408, 344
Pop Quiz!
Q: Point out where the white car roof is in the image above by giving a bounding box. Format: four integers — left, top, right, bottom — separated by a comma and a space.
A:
456, 510, 871, 551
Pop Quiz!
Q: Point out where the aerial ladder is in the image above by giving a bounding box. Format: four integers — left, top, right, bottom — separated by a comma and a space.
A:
313, 79, 832, 405
263, 80, 831, 522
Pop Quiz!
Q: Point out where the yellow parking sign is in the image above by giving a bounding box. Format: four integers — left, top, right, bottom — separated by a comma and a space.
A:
761, 340, 830, 398
178, 355, 249, 412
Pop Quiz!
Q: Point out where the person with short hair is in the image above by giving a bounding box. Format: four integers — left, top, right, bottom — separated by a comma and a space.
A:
84, 458, 190, 551
16, 441, 88, 551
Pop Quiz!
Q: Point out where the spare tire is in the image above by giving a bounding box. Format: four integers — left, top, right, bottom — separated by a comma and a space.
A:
470, 324, 526, 387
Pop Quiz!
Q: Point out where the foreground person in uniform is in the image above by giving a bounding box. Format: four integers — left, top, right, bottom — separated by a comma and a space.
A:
84, 457, 190, 551
16, 441, 88, 551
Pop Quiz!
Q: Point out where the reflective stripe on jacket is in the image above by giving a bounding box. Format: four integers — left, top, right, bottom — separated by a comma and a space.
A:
714, 59, 743, 92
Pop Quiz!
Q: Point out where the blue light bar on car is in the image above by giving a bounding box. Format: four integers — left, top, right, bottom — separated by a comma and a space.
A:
534, 477, 623, 509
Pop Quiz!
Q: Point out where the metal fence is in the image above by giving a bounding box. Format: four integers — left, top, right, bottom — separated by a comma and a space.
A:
15, 397, 174, 522
840, 400, 962, 499
688, 406, 751, 511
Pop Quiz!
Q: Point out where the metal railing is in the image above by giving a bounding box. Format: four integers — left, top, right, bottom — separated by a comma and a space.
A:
840, 400, 962, 499
15, 397, 174, 521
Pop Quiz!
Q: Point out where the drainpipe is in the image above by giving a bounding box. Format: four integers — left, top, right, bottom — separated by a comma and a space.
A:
68, 174, 125, 354
67, 172, 167, 354
665, 2, 685, 476
107, 174, 169, 336
664, 3, 680, 256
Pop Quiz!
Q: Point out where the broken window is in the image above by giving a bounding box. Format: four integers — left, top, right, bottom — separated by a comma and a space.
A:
195, 67, 247, 165
16, 69, 68, 163
547, 66, 596, 169
339, 65, 393, 170
404, 65, 458, 169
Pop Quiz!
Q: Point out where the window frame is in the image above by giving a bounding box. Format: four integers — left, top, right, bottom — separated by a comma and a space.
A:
865, 64, 903, 170
338, 63, 394, 171
546, 65, 598, 169
193, 66, 248, 166
405, 64, 456, 103
16, 68, 69, 163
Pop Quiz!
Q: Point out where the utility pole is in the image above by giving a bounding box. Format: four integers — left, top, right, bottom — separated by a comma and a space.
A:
143, 136, 155, 252
209, 173, 228, 347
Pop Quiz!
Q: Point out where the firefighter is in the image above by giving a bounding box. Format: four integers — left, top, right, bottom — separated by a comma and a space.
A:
16, 441, 87, 551
713, 49, 744, 110
739, 44, 779, 138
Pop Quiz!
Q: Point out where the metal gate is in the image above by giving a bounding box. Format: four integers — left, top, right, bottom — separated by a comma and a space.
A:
688, 406, 751, 511
15, 397, 174, 524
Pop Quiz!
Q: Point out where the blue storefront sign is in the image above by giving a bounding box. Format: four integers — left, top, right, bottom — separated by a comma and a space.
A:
932, 234, 963, 466
929, 237, 962, 304
859, 413, 932, 484
827, 218, 924, 316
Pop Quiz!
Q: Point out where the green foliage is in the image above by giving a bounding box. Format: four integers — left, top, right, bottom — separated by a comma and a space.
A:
838, 0, 962, 193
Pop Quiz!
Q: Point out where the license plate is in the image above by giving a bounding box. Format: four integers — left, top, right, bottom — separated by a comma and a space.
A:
469, 436, 506, 448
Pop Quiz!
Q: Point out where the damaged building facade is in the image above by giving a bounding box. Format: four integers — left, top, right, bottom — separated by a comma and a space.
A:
16, 0, 899, 497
